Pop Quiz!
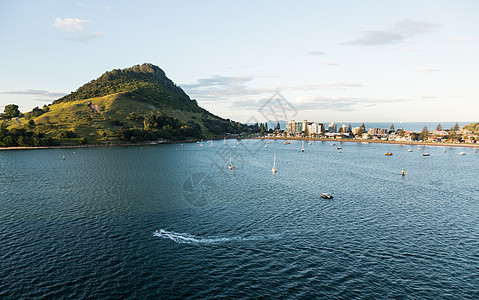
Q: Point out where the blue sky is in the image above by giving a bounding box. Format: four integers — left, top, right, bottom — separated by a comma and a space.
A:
1, 0, 478, 123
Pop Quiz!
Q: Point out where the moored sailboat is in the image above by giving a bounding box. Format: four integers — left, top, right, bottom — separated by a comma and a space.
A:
272, 153, 277, 174
228, 153, 233, 170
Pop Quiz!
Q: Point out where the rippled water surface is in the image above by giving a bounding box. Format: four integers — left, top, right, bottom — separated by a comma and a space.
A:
1, 140, 479, 298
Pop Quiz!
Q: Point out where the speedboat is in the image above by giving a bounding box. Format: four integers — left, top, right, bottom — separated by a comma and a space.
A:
156, 229, 166, 236
320, 193, 333, 199
385, 152, 393, 156
423, 153, 430, 156
408, 149, 413, 152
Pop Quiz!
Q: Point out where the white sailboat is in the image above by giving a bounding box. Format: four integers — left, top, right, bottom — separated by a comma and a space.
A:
228, 153, 233, 170
224, 137, 226, 145
210, 140, 214, 147
200, 139, 204, 146
337, 140, 342, 150
423, 145, 430, 156
233, 140, 236, 148
308, 139, 312, 145
301, 140, 305, 152
272, 153, 277, 174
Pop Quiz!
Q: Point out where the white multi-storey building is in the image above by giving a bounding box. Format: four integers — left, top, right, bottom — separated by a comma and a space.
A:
328, 122, 337, 133
307, 123, 320, 135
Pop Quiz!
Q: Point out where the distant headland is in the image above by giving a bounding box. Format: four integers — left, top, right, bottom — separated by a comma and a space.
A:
0, 63, 263, 148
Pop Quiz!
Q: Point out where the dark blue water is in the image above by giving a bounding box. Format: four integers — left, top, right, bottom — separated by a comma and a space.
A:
1, 140, 479, 298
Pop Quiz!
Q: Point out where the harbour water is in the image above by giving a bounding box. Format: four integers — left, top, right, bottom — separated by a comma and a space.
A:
1, 140, 478, 298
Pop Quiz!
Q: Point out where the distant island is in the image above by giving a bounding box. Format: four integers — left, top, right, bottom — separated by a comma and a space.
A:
0, 63, 263, 148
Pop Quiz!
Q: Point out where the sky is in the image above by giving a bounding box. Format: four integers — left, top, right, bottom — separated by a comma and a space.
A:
1, 0, 478, 123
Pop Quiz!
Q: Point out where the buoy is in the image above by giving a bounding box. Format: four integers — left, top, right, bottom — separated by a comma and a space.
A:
402, 168, 405, 176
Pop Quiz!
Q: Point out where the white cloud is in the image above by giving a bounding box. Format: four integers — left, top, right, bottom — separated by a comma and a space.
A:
2, 89, 66, 99
73, 31, 104, 43
53, 17, 89, 33
182, 75, 362, 102
308, 51, 326, 56
417, 67, 442, 73
342, 19, 440, 46
323, 62, 340, 67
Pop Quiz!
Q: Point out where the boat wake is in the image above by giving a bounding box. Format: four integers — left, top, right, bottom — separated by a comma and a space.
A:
154, 229, 284, 245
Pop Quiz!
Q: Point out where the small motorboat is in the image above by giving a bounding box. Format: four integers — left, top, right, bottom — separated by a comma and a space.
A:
155, 229, 166, 236
459, 152, 466, 155
423, 153, 430, 156
321, 193, 333, 199
284, 141, 290, 144
385, 152, 393, 156
408, 149, 413, 152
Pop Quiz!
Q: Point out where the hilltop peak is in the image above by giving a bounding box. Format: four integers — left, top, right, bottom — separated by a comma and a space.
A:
53, 63, 188, 107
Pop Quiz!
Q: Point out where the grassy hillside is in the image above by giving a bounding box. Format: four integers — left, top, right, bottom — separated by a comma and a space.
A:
462, 123, 479, 133
0, 63, 257, 147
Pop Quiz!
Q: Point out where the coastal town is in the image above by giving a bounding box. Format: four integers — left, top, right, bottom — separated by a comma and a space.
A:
261, 120, 479, 145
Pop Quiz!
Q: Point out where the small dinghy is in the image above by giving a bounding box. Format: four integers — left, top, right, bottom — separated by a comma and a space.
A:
320, 193, 333, 199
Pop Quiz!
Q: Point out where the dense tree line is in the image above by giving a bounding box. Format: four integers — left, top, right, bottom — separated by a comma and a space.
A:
0, 125, 55, 147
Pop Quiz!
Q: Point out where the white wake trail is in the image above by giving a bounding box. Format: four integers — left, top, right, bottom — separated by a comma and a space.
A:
153, 229, 284, 245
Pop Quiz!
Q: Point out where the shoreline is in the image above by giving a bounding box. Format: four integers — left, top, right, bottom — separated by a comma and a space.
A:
253, 136, 479, 149
0, 139, 198, 151
1, 136, 477, 151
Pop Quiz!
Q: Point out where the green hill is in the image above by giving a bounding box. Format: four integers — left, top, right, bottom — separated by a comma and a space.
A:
462, 123, 479, 133
1, 63, 256, 147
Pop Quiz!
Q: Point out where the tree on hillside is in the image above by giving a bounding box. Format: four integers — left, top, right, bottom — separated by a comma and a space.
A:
436, 123, 443, 131
357, 127, 364, 136
4, 104, 20, 118
420, 126, 429, 141
452, 122, 460, 132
